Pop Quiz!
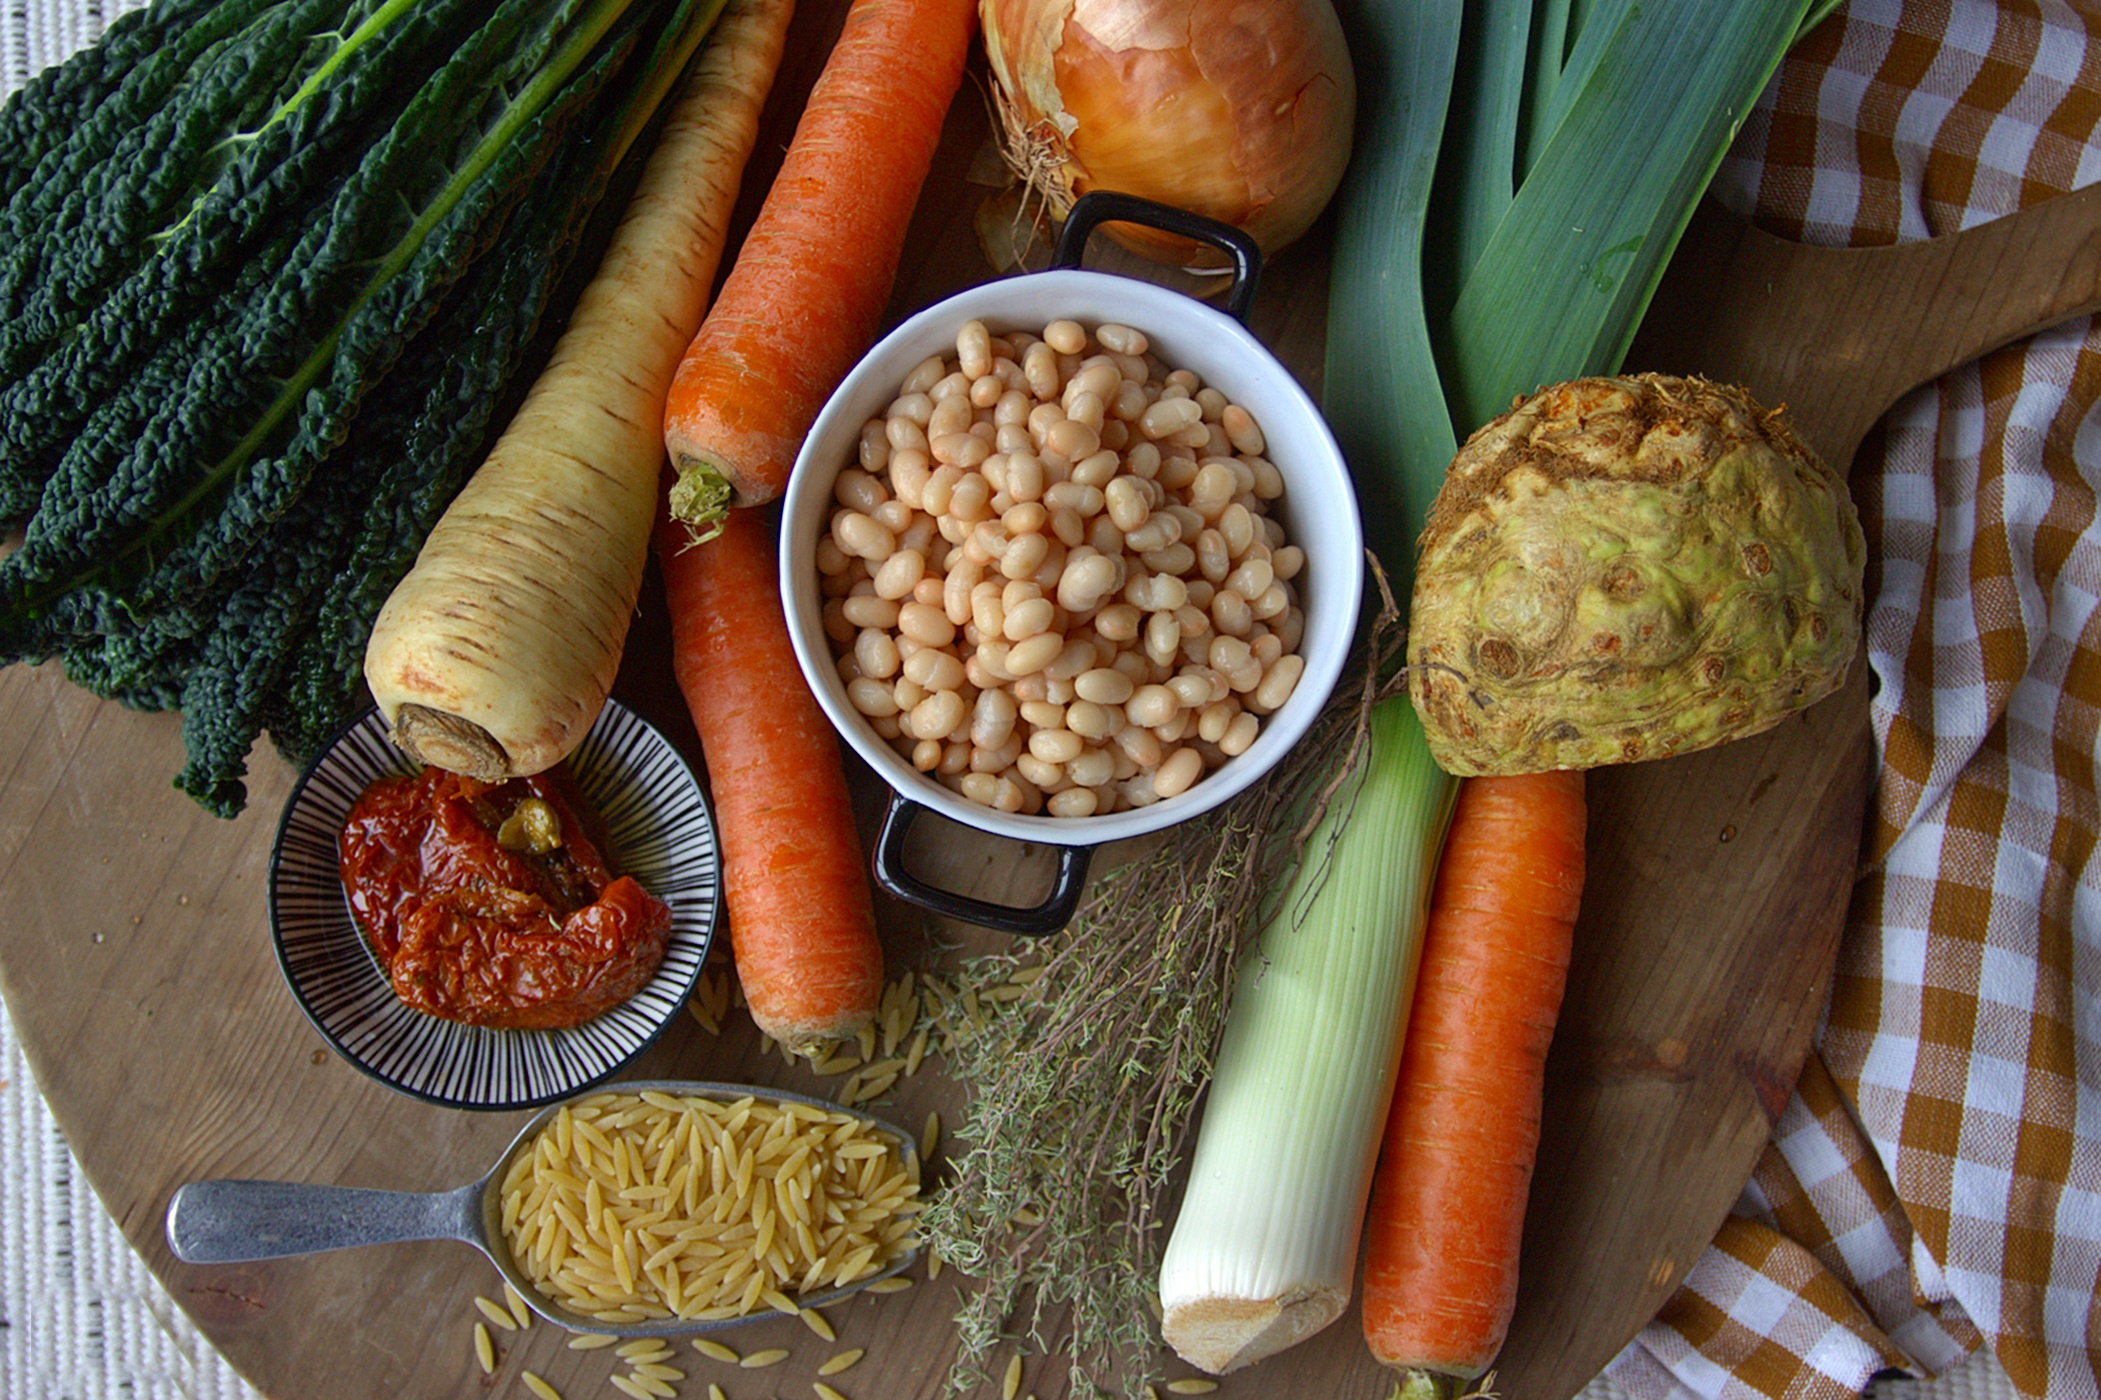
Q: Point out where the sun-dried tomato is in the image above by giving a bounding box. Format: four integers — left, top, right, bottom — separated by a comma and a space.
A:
338, 764, 671, 1030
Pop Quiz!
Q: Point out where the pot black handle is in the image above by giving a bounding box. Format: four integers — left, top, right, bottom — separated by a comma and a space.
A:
1050, 191, 1263, 325
871, 792, 1094, 936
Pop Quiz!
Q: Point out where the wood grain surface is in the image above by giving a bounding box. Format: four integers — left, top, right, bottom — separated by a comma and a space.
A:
11, 8, 2096, 1400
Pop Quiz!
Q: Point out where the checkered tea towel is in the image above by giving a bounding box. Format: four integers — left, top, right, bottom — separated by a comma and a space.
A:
1603, 3, 2101, 1398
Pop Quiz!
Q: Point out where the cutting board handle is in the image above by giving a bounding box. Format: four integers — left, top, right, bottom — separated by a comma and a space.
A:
1633, 179, 2101, 470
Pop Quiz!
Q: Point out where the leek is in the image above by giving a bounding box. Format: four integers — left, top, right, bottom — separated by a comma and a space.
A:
1157, 696, 1454, 1373
1157, 0, 1835, 1380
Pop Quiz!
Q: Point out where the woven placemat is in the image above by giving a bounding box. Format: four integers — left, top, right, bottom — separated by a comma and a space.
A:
0, 1000, 262, 1400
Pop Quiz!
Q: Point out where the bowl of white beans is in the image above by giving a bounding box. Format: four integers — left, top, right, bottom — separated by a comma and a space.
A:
778, 193, 1363, 934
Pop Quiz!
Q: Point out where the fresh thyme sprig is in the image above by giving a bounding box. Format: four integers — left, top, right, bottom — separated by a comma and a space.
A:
924, 560, 1411, 1400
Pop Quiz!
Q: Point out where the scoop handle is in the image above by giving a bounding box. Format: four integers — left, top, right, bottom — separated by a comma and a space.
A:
165, 1178, 483, 1263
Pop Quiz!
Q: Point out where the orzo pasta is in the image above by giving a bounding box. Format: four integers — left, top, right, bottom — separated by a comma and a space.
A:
498, 1089, 921, 1324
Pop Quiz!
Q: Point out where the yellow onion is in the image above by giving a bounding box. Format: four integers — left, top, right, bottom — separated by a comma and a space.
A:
981, 0, 1356, 270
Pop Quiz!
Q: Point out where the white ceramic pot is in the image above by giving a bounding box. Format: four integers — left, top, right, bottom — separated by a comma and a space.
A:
778, 195, 1363, 933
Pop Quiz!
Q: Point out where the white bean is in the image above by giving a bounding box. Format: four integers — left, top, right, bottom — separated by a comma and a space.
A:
1144, 611, 1181, 668
1140, 396, 1204, 440
897, 602, 955, 648
1005, 631, 1064, 676
1104, 476, 1150, 532
1197, 698, 1239, 743
1219, 711, 1261, 756
1046, 787, 1098, 819
1168, 673, 1213, 709
1065, 700, 1118, 742
1074, 667, 1135, 706
1044, 637, 1096, 681
874, 550, 925, 601
903, 648, 965, 692
957, 320, 993, 379
1001, 531, 1050, 582
1251, 582, 1291, 621
1125, 684, 1179, 729
1151, 747, 1204, 799
1094, 604, 1141, 643
1066, 746, 1116, 788
841, 595, 900, 630
847, 677, 900, 718
1254, 654, 1305, 712
854, 629, 899, 680
911, 690, 967, 743
834, 511, 895, 561
1029, 728, 1084, 765
1052, 554, 1113, 613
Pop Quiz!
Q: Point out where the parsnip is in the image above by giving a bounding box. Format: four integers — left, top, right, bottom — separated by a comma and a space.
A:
364, 0, 795, 780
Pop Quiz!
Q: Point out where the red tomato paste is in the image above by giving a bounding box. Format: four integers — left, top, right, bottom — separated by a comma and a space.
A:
338, 765, 672, 1030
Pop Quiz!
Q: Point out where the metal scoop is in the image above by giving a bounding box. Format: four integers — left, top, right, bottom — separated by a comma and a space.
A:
164, 1079, 922, 1338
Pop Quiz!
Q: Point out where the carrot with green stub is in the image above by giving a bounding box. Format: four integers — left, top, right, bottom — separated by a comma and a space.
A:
661, 0, 977, 535
361, 0, 795, 783
654, 506, 884, 1052
1360, 768, 1588, 1400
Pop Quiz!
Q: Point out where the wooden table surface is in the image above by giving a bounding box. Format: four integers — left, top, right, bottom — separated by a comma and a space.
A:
0, 4, 1916, 1398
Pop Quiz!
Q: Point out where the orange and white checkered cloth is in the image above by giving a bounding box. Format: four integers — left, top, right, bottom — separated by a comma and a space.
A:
1604, 3, 2101, 1398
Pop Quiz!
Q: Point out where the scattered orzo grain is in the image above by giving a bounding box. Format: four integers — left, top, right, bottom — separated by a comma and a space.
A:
691, 1338, 741, 1363
708, 1386, 729, 1400
817, 1348, 864, 1376
814, 1384, 850, 1400
865, 1277, 912, 1294
498, 1090, 921, 1325
504, 1282, 534, 1329
740, 1348, 791, 1369
474, 1295, 518, 1330
609, 1376, 652, 1400
799, 1307, 836, 1341
617, 1340, 672, 1361
1165, 1381, 1220, 1395
1002, 1353, 1025, 1400
568, 1333, 620, 1350
472, 1321, 494, 1374
625, 1374, 678, 1400
811, 1048, 861, 1077
522, 1373, 563, 1400
877, 976, 919, 1057
633, 1362, 685, 1382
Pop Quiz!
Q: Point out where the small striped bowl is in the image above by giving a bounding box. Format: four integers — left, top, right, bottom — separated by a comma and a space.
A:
269, 699, 720, 1112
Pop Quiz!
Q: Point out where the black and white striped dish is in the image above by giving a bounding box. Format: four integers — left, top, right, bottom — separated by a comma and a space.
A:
269, 700, 720, 1112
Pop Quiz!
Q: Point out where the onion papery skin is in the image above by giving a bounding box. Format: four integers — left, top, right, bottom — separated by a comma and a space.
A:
981, 0, 1356, 270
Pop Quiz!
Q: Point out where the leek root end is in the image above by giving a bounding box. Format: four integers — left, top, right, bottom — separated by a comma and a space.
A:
1158, 1285, 1348, 1375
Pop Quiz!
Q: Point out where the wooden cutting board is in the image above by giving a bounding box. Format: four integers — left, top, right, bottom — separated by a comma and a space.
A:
4, 3, 2098, 1395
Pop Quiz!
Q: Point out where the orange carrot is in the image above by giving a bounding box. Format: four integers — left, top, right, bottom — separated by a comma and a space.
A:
654, 504, 884, 1051
1360, 768, 1588, 1398
661, 0, 977, 533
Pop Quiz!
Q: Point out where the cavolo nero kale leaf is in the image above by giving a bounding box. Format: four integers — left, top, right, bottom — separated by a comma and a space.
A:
0, 0, 711, 815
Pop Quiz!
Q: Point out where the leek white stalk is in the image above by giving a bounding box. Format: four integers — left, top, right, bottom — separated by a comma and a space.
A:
1157, 695, 1457, 1374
